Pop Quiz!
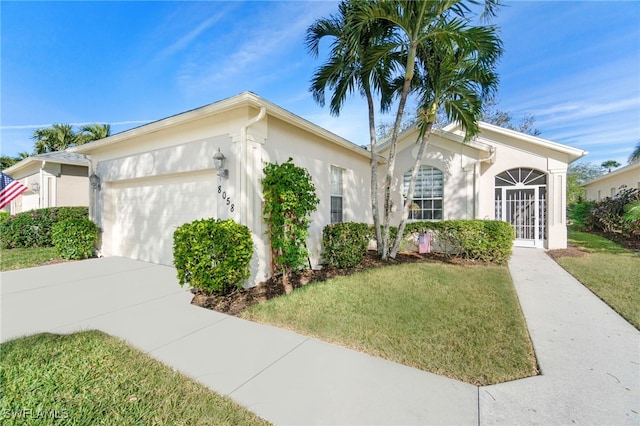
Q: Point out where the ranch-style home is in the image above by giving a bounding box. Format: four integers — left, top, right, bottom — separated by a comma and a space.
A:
71, 92, 587, 287
583, 161, 640, 201
3, 151, 89, 214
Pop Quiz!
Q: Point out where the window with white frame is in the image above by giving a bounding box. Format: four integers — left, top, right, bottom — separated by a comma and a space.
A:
403, 166, 443, 220
330, 166, 344, 223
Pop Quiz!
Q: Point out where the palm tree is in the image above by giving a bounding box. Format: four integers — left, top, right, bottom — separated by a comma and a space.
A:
306, 0, 398, 254
352, 0, 502, 258
32, 123, 78, 154
78, 123, 111, 144
389, 22, 502, 256
629, 140, 640, 164
601, 160, 621, 173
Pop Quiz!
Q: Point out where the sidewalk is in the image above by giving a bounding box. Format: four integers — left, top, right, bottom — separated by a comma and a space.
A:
1, 250, 639, 425
480, 248, 639, 425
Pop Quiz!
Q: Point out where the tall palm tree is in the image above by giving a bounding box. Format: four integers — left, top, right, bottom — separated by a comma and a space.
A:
390, 23, 502, 256
352, 0, 502, 258
307, 0, 399, 253
601, 160, 621, 173
629, 140, 640, 164
78, 123, 111, 144
32, 123, 78, 154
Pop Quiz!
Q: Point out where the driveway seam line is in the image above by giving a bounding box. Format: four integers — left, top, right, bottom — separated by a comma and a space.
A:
227, 337, 311, 397
2, 264, 160, 295
49, 290, 192, 333
147, 316, 232, 353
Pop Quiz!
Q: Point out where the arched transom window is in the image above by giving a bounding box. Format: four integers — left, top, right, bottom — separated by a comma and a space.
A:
495, 168, 546, 187
403, 166, 444, 220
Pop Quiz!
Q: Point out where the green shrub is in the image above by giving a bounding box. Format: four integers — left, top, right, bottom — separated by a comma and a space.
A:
403, 220, 514, 264
569, 200, 597, 230
0, 206, 88, 249
51, 218, 99, 260
585, 187, 639, 238
322, 222, 372, 268
0, 211, 9, 224
173, 218, 253, 295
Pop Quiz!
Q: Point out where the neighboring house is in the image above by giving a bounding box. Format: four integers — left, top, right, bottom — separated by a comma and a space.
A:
583, 162, 640, 201
72, 92, 587, 287
2, 151, 89, 215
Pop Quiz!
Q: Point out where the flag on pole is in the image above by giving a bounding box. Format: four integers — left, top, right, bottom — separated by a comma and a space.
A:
0, 171, 28, 210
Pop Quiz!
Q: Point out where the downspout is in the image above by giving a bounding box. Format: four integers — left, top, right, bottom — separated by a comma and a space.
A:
239, 106, 266, 226
40, 160, 46, 209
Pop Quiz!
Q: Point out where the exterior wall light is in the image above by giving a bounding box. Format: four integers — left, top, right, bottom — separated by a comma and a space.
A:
213, 148, 229, 179
89, 173, 101, 190
30, 182, 40, 193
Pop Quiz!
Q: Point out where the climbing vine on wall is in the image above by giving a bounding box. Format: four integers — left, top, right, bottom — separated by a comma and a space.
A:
262, 158, 319, 293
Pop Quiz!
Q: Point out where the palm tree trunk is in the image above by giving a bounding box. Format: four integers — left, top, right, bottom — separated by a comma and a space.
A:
366, 93, 383, 254
381, 43, 417, 259
390, 121, 434, 258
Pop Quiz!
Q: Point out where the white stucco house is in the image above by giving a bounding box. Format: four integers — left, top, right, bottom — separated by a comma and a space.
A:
3, 151, 89, 214
71, 92, 586, 287
584, 162, 640, 201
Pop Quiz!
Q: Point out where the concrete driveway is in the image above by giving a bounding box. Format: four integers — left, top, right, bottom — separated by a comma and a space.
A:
1, 251, 639, 425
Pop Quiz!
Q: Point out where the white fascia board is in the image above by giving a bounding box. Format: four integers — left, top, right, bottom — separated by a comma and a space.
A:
583, 161, 640, 186
71, 92, 373, 161
476, 121, 588, 161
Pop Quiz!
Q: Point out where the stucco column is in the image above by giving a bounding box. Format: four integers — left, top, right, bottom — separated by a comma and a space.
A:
547, 168, 568, 249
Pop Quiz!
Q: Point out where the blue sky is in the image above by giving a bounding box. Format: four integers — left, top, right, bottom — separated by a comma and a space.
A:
2, 1, 639, 167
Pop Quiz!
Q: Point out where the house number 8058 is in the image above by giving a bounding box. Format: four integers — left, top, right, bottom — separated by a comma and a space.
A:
218, 186, 235, 213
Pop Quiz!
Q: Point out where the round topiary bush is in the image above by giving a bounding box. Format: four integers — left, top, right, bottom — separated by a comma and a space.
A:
51, 217, 99, 260
173, 218, 253, 295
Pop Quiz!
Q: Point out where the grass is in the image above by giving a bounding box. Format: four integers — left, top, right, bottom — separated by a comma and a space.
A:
0, 246, 66, 271
241, 262, 538, 386
0, 330, 270, 426
555, 230, 640, 329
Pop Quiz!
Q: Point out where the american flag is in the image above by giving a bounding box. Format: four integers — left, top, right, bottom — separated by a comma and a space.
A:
0, 171, 28, 210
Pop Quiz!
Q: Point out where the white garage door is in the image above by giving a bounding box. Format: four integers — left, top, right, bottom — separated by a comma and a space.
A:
110, 172, 217, 265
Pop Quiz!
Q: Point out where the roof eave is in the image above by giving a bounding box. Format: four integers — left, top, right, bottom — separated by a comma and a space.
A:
71, 92, 372, 160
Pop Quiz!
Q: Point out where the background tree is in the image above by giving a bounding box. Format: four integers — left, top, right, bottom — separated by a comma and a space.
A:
78, 123, 110, 144
567, 162, 604, 205
32, 123, 78, 154
481, 97, 541, 136
32, 123, 109, 154
601, 160, 621, 173
628, 140, 640, 164
0, 152, 31, 170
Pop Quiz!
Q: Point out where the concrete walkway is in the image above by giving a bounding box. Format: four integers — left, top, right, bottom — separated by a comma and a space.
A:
1, 249, 638, 425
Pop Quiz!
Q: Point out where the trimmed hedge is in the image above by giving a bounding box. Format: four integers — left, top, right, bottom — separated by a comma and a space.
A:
0, 207, 89, 249
322, 220, 514, 268
173, 218, 253, 295
322, 222, 372, 268
0, 211, 9, 224
52, 218, 99, 260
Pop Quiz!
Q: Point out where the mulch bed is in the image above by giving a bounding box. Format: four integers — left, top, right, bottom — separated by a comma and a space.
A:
191, 251, 478, 316
193, 233, 639, 316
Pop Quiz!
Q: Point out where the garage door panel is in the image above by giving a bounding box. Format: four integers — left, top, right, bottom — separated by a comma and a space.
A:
112, 172, 217, 265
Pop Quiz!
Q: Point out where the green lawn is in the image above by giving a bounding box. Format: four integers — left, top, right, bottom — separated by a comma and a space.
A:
0, 331, 270, 426
555, 230, 640, 329
0, 247, 66, 271
242, 262, 538, 386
